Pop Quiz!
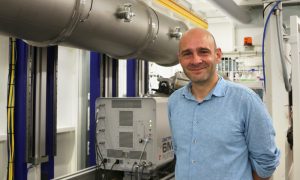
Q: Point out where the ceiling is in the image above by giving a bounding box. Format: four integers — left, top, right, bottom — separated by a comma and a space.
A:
179, 0, 263, 23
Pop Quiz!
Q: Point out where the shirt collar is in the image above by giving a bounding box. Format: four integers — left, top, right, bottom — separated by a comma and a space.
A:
182, 75, 227, 101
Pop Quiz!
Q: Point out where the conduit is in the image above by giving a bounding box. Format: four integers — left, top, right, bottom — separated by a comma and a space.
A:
210, 0, 252, 24
0, 0, 188, 66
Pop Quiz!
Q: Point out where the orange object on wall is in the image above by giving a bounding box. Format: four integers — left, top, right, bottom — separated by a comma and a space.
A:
244, 37, 253, 46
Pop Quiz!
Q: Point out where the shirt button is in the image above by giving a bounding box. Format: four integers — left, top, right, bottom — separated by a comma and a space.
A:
193, 139, 197, 144
192, 160, 196, 164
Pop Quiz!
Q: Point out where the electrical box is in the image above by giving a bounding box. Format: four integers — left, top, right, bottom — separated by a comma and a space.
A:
95, 97, 174, 172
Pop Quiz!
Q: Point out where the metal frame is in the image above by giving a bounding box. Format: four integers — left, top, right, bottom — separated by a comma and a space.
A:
41, 46, 58, 179
15, 39, 28, 180
290, 15, 300, 180
127, 59, 137, 97
89, 52, 101, 166
264, 2, 290, 179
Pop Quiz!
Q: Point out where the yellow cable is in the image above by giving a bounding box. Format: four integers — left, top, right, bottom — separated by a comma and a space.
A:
7, 38, 16, 180
11, 39, 15, 180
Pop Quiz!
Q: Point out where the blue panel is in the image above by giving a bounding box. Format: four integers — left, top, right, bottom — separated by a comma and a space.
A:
112, 59, 118, 97
126, 59, 136, 97
15, 40, 28, 180
144, 61, 149, 94
41, 46, 57, 179
89, 52, 101, 166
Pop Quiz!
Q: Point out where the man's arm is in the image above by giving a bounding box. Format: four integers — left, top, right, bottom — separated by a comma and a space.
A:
253, 171, 270, 180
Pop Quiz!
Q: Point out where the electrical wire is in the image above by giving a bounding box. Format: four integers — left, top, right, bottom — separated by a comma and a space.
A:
262, 0, 282, 91
130, 162, 137, 180
140, 164, 146, 180
262, 2, 273, 18
138, 137, 150, 165
7, 38, 16, 180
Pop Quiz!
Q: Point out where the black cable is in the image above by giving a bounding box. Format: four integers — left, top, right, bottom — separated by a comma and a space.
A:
140, 165, 145, 180
263, 2, 274, 18
110, 160, 119, 170
130, 162, 137, 180
107, 160, 119, 180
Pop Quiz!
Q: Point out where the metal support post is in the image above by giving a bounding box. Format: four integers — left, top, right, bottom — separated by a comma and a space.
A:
15, 39, 28, 180
290, 15, 300, 180
264, 2, 290, 179
41, 46, 58, 179
89, 52, 101, 166
127, 59, 137, 97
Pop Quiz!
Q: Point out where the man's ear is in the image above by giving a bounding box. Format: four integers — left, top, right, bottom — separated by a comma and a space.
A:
215, 48, 222, 63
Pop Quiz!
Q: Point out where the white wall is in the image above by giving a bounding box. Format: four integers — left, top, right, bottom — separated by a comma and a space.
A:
0, 35, 9, 180
54, 46, 82, 177
57, 47, 80, 129
208, 22, 236, 52
235, 27, 263, 50
54, 131, 76, 177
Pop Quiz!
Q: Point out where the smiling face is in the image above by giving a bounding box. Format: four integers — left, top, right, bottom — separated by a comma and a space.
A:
178, 28, 222, 86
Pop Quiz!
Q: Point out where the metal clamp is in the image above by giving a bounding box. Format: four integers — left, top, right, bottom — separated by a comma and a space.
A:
116, 3, 135, 22
169, 27, 183, 39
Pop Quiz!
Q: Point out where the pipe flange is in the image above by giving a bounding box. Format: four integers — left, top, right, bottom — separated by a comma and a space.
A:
27, 0, 91, 47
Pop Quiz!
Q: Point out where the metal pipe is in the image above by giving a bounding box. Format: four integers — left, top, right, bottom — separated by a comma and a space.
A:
0, 0, 188, 66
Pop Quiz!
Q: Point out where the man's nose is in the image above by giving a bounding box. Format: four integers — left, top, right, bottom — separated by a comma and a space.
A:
191, 53, 203, 64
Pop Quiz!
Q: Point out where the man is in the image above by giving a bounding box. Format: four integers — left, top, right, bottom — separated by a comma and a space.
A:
168, 28, 280, 180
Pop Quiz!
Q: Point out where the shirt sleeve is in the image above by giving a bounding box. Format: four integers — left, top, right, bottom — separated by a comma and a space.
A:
244, 93, 281, 178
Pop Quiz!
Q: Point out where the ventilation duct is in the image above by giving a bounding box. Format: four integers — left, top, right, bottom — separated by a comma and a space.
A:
0, 0, 188, 66
210, 0, 252, 24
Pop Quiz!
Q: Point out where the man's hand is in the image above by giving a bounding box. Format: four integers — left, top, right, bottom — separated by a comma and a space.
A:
252, 171, 270, 180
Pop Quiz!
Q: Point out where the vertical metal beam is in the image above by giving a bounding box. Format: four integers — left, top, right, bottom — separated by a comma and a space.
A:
112, 59, 118, 97
78, 50, 90, 170
126, 59, 137, 97
290, 15, 300, 180
264, 2, 289, 180
41, 46, 58, 179
15, 39, 28, 180
144, 61, 149, 95
89, 52, 101, 166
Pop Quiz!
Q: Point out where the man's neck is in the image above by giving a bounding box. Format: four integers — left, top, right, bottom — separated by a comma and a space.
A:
191, 74, 219, 101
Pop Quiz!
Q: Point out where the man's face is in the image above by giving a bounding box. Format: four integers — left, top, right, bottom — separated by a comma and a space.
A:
178, 30, 222, 85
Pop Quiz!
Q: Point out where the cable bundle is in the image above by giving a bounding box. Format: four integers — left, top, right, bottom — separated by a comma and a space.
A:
7, 38, 16, 180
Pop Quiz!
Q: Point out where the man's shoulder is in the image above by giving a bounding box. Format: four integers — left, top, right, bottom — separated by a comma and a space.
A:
168, 85, 186, 103
225, 80, 257, 96
223, 80, 263, 105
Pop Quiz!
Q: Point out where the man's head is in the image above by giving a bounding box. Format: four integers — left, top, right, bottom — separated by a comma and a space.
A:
178, 28, 222, 85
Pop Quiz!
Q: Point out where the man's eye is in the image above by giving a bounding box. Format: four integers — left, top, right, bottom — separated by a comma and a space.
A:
182, 52, 192, 57
199, 50, 209, 55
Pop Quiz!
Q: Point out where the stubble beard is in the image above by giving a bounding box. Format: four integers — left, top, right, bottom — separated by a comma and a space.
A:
183, 65, 216, 86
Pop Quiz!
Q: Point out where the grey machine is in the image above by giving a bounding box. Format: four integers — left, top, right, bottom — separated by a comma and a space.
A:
95, 97, 174, 179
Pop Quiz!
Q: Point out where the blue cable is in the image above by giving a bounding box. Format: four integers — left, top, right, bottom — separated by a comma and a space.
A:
262, 0, 281, 91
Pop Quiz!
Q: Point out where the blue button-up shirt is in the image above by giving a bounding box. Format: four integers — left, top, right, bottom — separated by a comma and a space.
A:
168, 77, 280, 180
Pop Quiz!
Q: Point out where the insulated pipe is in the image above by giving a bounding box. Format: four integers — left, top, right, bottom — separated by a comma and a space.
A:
0, 0, 188, 66
210, 0, 252, 24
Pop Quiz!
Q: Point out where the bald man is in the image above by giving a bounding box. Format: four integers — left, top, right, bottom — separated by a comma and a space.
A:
168, 28, 280, 180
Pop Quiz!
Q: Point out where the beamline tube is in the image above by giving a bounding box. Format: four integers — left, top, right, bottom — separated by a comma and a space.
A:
0, 0, 188, 66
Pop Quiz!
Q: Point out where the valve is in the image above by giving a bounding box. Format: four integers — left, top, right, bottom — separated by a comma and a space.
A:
169, 27, 183, 39
116, 3, 135, 22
